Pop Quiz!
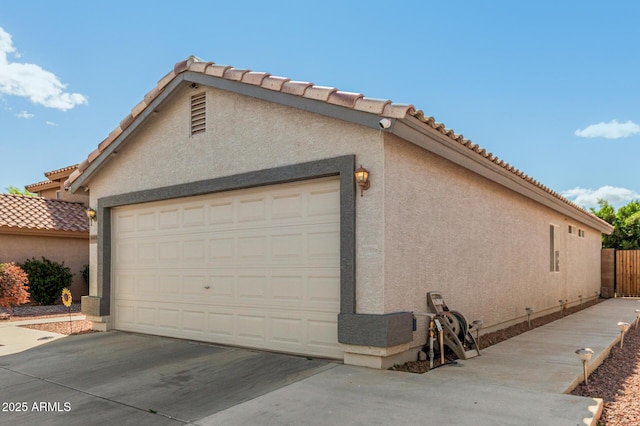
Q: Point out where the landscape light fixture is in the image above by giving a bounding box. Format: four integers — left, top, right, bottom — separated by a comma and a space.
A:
618, 322, 630, 348
354, 165, 370, 197
525, 307, 534, 329
575, 348, 594, 386
635, 309, 640, 330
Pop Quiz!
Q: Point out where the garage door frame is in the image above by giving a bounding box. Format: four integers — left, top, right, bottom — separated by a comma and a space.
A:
92, 155, 356, 320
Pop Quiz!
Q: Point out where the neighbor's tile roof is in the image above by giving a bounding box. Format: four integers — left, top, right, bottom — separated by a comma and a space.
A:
64, 56, 598, 221
26, 164, 79, 192
0, 194, 89, 233
45, 164, 78, 178
24, 180, 54, 191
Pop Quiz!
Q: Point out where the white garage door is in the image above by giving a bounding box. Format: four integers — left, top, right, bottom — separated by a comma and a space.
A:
112, 178, 341, 358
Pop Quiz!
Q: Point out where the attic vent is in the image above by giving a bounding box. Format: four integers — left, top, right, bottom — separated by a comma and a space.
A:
190, 92, 206, 135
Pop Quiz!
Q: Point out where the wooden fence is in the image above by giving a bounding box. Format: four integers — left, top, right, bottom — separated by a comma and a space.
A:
616, 250, 640, 297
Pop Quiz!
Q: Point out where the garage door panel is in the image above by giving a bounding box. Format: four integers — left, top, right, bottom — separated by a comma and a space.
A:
157, 308, 180, 330
238, 236, 267, 259
183, 204, 206, 227
158, 275, 180, 297
272, 193, 303, 219
158, 208, 179, 229
113, 178, 341, 359
210, 237, 234, 259
183, 311, 207, 333
270, 317, 304, 345
136, 211, 156, 232
237, 315, 266, 342
271, 275, 304, 301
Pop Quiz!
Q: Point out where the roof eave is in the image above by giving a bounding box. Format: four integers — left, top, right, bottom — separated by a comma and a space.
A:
25, 180, 59, 192
68, 75, 189, 193
391, 117, 614, 235
0, 226, 89, 239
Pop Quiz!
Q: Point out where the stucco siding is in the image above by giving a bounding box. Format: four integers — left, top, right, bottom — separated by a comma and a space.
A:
86, 85, 386, 314
0, 233, 89, 301
382, 134, 602, 335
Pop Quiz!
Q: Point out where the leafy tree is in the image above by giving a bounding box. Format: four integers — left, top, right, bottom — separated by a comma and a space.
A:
591, 200, 640, 249
5, 185, 36, 196
0, 263, 30, 310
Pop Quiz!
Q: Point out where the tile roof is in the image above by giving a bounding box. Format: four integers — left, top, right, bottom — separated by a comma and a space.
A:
26, 164, 79, 193
24, 180, 55, 191
0, 194, 89, 233
45, 164, 78, 178
64, 56, 607, 228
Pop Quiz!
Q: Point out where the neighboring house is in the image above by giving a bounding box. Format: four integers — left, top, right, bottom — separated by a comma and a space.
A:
0, 194, 89, 300
26, 164, 89, 204
66, 57, 613, 368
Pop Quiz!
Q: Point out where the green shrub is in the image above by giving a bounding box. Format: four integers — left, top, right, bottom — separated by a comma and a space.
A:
18, 257, 72, 305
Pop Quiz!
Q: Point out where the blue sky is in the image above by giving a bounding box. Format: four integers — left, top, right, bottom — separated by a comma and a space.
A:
2, 1, 639, 208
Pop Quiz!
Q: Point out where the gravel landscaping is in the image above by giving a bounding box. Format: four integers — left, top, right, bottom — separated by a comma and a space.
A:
571, 320, 640, 426
1, 303, 94, 335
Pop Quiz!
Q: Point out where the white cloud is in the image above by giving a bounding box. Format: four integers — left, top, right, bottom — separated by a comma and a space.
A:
561, 186, 640, 208
0, 27, 88, 111
16, 110, 33, 119
45, 121, 57, 126
575, 119, 640, 139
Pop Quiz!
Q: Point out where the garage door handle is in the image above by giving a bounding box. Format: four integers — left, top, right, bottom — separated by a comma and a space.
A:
204, 286, 211, 289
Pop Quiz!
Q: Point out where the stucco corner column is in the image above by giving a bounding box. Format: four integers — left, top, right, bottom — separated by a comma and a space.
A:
81, 295, 111, 332
338, 312, 415, 369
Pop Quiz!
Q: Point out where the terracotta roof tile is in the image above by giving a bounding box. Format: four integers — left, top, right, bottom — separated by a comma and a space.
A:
383, 103, 414, 118
281, 81, 314, 96
44, 164, 78, 178
189, 61, 213, 73
354, 97, 391, 114
303, 85, 337, 102
24, 180, 50, 189
64, 56, 609, 228
242, 72, 271, 86
0, 194, 89, 233
119, 114, 135, 130
327, 91, 363, 108
87, 148, 101, 164
261, 76, 290, 91
205, 64, 232, 78
131, 99, 147, 119
223, 68, 250, 81
157, 70, 176, 91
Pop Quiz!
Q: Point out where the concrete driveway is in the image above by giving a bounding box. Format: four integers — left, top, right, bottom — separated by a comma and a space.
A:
0, 331, 335, 425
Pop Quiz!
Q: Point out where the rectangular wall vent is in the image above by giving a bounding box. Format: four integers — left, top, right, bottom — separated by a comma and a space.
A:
190, 92, 206, 135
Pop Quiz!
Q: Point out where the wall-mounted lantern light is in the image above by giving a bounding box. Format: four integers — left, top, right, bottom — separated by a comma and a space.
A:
354, 165, 370, 197
86, 208, 97, 222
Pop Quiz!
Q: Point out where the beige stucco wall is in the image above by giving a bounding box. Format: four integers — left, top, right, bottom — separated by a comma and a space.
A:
382, 134, 602, 343
85, 84, 386, 313
0, 232, 89, 302
39, 185, 89, 204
